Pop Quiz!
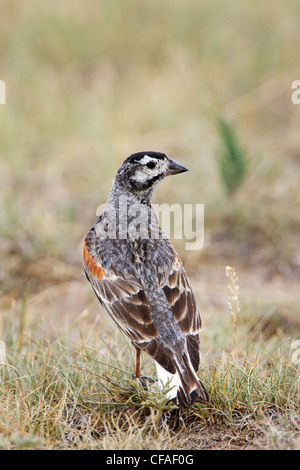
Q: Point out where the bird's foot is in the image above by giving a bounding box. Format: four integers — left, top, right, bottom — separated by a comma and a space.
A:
131, 374, 156, 390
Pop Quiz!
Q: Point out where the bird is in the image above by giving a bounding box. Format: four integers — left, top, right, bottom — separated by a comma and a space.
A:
83, 151, 209, 408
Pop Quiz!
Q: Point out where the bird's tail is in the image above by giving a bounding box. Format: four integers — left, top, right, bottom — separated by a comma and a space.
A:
155, 352, 209, 408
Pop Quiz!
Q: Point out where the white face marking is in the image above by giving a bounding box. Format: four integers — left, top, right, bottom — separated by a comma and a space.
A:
130, 155, 167, 184
131, 168, 150, 183
137, 155, 153, 165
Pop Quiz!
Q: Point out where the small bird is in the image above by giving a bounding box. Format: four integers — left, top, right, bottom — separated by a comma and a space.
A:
83, 151, 209, 408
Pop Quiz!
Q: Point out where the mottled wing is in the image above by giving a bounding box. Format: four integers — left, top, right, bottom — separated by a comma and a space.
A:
84, 237, 180, 374
84, 229, 201, 376
83, 238, 158, 343
161, 255, 202, 371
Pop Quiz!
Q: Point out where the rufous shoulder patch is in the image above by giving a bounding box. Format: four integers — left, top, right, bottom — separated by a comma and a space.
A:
83, 240, 105, 280
173, 253, 182, 271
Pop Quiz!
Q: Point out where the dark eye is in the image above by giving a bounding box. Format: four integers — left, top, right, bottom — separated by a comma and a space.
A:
146, 161, 156, 169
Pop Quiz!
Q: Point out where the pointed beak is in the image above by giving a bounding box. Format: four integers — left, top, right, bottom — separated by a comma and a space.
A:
165, 159, 189, 176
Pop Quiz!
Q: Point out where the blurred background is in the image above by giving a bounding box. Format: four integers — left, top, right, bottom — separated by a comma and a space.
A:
0, 0, 300, 348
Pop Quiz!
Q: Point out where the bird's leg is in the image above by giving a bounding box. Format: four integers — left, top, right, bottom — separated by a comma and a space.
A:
135, 348, 141, 380
132, 348, 155, 389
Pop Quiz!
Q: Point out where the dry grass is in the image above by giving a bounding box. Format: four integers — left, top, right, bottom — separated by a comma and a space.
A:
0, 293, 299, 450
0, 0, 300, 450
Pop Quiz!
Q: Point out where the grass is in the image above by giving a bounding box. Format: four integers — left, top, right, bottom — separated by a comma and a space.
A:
0, 269, 299, 450
215, 118, 248, 195
0, 0, 300, 450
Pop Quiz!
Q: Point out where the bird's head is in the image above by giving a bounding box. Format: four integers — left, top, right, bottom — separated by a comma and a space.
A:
114, 151, 188, 199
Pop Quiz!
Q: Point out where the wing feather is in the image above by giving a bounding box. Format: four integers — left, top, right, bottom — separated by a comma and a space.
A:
84, 234, 202, 374
163, 262, 202, 336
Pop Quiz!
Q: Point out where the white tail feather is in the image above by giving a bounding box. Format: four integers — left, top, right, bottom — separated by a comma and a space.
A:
155, 362, 181, 400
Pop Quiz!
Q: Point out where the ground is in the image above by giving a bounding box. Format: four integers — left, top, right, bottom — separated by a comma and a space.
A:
0, 0, 299, 450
